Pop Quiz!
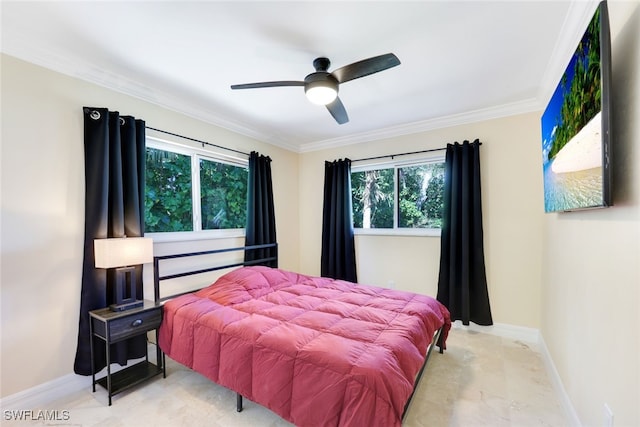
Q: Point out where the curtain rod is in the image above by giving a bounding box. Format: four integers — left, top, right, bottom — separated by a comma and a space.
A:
350, 141, 482, 163
146, 126, 250, 157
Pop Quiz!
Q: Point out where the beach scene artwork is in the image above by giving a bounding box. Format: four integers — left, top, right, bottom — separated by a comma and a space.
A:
541, 5, 605, 213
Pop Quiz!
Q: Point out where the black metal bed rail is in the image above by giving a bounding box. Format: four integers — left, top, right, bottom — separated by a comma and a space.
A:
153, 243, 278, 303
401, 326, 444, 421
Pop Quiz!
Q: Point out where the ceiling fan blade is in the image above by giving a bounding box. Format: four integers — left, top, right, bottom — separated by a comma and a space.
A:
326, 97, 349, 125
230, 81, 305, 90
331, 53, 400, 84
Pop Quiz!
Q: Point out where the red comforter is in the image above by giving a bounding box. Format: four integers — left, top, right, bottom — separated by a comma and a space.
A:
158, 266, 451, 427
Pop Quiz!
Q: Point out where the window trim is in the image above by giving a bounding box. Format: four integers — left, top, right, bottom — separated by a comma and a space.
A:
351, 155, 445, 237
145, 136, 248, 242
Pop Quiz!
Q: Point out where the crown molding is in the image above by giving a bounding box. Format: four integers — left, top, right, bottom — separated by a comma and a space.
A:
298, 97, 542, 153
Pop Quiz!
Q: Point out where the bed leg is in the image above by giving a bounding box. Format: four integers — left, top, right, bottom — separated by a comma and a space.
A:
236, 393, 243, 412
436, 327, 445, 353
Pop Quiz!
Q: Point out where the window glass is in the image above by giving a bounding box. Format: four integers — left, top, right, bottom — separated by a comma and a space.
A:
351, 168, 394, 228
145, 147, 193, 232
199, 158, 247, 230
398, 163, 445, 229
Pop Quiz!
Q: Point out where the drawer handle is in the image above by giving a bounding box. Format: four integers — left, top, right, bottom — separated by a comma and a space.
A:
131, 319, 143, 327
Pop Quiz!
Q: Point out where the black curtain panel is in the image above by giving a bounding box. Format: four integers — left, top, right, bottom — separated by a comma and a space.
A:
244, 151, 277, 267
437, 140, 493, 326
73, 107, 147, 375
321, 159, 357, 282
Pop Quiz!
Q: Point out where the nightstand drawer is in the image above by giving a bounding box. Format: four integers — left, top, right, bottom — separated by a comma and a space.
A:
109, 308, 161, 342
92, 307, 162, 342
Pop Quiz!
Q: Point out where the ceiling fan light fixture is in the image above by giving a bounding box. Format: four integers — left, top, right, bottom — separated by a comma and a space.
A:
305, 79, 338, 105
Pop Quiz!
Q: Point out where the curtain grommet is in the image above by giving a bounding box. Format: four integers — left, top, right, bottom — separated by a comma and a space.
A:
89, 110, 101, 120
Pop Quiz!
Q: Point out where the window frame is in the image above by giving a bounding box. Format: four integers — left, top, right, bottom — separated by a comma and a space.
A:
351, 155, 445, 237
145, 136, 248, 242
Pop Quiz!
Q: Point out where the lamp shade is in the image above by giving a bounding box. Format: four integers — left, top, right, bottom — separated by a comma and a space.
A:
94, 237, 153, 268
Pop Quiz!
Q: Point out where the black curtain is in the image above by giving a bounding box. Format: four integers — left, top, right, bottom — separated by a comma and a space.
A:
244, 151, 277, 267
437, 139, 492, 326
321, 159, 357, 282
74, 107, 147, 375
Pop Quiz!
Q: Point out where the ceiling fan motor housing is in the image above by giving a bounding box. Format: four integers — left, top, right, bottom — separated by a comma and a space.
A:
305, 56, 338, 101
304, 72, 339, 93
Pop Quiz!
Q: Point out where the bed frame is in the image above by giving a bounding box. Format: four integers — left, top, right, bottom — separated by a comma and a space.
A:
153, 243, 278, 303
152, 242, 444, 422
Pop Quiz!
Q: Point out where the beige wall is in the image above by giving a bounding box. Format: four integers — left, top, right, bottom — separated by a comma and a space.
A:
0, 54, 300, 397
541, 3, 640, 426
299, 112, 545, 328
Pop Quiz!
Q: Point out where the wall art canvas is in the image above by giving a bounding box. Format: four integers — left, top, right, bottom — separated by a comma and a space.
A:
541, 2, 611, 213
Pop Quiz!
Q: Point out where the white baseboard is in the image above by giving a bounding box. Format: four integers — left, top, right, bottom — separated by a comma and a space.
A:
0, 373, 90, 411
538, 335, 583, 427
451, 320, 581, 426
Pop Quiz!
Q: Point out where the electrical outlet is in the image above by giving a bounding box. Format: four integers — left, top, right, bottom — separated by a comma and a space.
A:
387, 280, 395, 289
603, 403, 614, 427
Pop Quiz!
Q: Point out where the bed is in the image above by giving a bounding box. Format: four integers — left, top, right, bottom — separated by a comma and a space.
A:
154, 244, 451, 427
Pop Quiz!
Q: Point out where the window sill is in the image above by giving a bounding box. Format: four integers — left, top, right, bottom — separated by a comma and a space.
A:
145, 229, 245, 243
354, 228, 441, 237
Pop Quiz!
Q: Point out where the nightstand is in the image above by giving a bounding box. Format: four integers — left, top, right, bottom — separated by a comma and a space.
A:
89, 300, 165, 405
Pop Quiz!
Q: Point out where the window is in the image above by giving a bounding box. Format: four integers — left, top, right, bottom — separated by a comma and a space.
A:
351, 158, 445, 235
144, 138, 248, 235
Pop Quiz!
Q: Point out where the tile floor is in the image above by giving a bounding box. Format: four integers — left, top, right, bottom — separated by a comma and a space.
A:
3, 327, 568, 426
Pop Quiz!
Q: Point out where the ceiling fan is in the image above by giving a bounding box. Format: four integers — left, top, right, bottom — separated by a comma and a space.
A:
230, 53, 400, 125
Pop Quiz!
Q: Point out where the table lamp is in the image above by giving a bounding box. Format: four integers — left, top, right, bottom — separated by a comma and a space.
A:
94, 237, 153, 312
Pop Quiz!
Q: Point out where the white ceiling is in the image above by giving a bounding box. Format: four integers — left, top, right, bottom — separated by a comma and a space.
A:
1, 1, 599, 152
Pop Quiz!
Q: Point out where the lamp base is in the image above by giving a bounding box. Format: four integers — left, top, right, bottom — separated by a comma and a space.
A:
110, 299, 143, 312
